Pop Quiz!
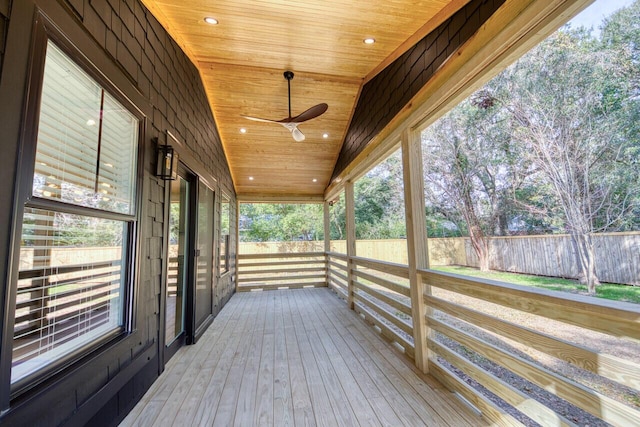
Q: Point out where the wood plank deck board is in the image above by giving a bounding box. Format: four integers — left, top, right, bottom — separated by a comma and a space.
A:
121, 288, 485, 427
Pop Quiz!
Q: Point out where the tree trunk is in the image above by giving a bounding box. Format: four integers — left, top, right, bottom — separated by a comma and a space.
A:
571, 232, 600, 294
469, 225, 490, 272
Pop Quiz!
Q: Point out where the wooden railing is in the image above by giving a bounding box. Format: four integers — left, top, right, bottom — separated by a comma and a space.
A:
324, 251, 640, 427
420, 269, 640, 427
326, 252, 348, 298
327, 252, 415, 358
237, 252, 327, 292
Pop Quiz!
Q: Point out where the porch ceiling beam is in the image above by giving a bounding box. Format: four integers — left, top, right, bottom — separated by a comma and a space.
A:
236, 194, 324, 204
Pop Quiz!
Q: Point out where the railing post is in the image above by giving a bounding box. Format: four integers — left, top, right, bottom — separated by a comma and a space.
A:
402, 128, 431, 373
235, 198, 241, 292
345, 181, 356, 310
323, 200, 331, 286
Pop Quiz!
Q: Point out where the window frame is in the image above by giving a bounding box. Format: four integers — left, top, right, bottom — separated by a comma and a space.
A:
0, 13, 146, 402
219, 193, 231, 276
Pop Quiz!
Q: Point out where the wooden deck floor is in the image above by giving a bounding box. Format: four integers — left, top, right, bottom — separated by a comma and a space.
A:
121, 288, 485, 426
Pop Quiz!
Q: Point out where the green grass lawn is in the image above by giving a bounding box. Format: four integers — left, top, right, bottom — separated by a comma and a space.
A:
433, 265, 640, 304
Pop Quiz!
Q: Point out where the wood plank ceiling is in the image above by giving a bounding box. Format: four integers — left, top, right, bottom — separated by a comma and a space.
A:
140, 0, 459, 198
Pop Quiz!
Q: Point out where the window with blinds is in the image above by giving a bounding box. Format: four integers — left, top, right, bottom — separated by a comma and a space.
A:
32, 42, 137, 215
12, 40, 139, 386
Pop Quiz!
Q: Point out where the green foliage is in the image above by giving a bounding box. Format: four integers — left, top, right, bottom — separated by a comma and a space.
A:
354, 151, 406, 240
239, 203, 323, 242
22, 210, 124, 248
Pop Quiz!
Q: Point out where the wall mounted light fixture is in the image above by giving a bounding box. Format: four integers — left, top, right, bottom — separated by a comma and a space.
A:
155, 139, 178, 180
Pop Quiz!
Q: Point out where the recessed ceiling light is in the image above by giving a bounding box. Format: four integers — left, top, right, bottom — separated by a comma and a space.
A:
240, 128, 247, 134
312, 178, 318, 183
204, 17, 219, 25
248, 176, 254, 181
363, 38, 376, 45
86, 119, 96, 126
322, 133, 329, 139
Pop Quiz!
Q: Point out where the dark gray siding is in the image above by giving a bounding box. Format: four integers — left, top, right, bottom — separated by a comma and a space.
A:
332, 0, 506, 180
0, 0, 236, 425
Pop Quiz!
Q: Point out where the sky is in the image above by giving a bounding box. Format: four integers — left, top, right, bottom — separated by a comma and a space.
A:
568, 0, 635, 35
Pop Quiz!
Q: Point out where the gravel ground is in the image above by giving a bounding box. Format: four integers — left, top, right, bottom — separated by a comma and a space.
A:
350, 273, 640, 426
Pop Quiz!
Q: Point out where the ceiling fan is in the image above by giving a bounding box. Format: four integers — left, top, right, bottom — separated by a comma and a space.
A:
242, 71, 328, 142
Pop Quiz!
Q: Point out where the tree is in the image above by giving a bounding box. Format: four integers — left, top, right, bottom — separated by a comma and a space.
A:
421, 94, 526, 271
498, 24, 639, 292
329, 193, 346, 240
354, 151, 406, 239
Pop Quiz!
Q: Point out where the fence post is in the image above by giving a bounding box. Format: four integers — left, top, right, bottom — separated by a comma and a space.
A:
402, 128, 431, 374
345, 181, 356, 310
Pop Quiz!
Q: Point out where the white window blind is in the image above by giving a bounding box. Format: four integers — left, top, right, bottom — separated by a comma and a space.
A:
32, 42, 138, 215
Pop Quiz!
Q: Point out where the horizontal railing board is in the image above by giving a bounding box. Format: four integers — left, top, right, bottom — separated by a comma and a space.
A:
237, 282, 327, 292
354, 302, 415, 360
328, 260, 348, 271
329, 276, 347, 291
351, 256, 409, 279
326, 252, 348, 261
328, 279, 348, 298
328, 269, 348, 283
425, 294, 640, 391
238, 267, 325, 275
428, 317, 640, 426
353, 280, 411, 316
330, 286, 348, 301
421, 269, 640, 341
429, 339, 576, 427
429, 361, 521, 427
238, 274, 327, 283
352, 269, 410, 297
238, 252, 326, 260
239, 260, 324, 268
17, 261, 121, 280
354, 293, 413, 336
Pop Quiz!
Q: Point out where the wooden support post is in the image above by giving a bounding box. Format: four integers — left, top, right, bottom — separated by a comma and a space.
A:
235, 198, 240, 292
402, 128, 431, 373
345, 182, 356, 310
323, 201, 331, 285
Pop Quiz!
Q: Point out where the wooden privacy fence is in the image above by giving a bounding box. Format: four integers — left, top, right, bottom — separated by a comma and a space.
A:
463, 232, 640, 285
241, 238, 465, 266
322, 249, 640, 426
243, 231, 640, 285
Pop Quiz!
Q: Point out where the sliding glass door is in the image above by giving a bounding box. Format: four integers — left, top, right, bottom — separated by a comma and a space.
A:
164, 167, 194, 360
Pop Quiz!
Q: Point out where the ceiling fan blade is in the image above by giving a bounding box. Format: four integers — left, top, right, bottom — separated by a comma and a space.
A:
280, 122, 306, 142
242, 115, 279, 123
282, 103, 328, 123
